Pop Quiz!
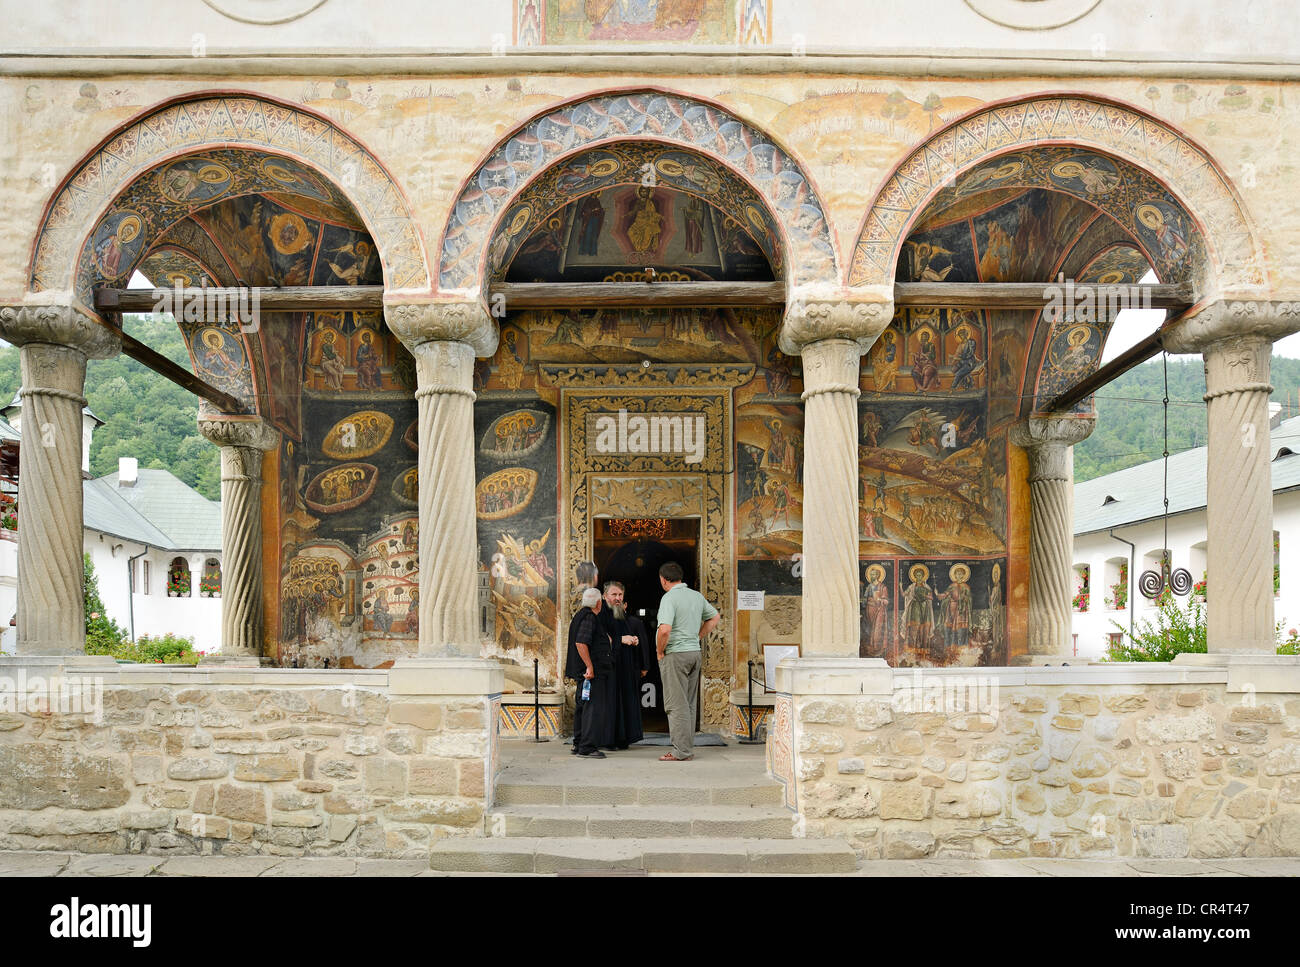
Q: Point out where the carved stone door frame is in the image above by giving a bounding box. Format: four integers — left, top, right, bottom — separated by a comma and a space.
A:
556, 383, 737, 728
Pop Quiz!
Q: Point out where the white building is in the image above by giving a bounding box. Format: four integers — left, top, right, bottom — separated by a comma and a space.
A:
0, 401, 222, 654
1071, 409, 1300, 659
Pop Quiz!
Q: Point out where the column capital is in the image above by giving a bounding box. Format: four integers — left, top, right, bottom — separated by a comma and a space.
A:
799, 338, 863, 399
1161, 298, 1300, 354
198, 415, 279, 452
1201, 333, 1274, 400
1010, 416, 1095, 483
384, 300, 498, 358
0, 302, 120, 360
779, 285, 893, 355
411, 339, 476, 399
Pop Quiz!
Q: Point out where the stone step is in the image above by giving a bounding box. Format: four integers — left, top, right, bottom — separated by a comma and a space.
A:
493, 779, 784, 807
483, 804, 797, 839
427, 837, 858, 875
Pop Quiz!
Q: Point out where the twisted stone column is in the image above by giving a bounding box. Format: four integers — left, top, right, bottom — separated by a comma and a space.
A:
387, 302, 498, 658
1010, 417, 1095, 656
781, 288, 891, 657
799, 339, 864, 655
0, 304, 118, 655
1202, 335, 1274, 652
1163, 299, 1300, 653
198, 417, 278, 659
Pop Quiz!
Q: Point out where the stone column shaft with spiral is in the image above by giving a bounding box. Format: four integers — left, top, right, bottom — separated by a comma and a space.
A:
1162, 299, 1300, 652
387, 302, 498, 658
0, 304, 119, 656
199, 417, 278, 659
1202, 335, 1275, 652
781, 288, 892, 657
1010, 417, 1095, 657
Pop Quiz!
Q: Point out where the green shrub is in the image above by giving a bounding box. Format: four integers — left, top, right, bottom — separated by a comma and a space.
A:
1103, 595, 1207, 662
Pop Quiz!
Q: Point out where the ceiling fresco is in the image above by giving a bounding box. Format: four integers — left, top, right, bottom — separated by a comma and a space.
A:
440, 90, 836, 291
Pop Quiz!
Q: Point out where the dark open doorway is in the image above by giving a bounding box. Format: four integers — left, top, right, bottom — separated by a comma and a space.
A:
593, 517, 701, 733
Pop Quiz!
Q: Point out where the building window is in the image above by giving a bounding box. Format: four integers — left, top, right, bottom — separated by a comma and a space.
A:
1104, 559, 1128, 611
1275, 532, 1281, 597
1072, 564, 1090, 612
200, 558, 222, 598
142, 559, 150, 596
167, 557, 191, 598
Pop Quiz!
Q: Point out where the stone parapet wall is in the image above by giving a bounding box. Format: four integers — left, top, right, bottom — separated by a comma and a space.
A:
775, 660, 1300, 860
0, 663, 499, 858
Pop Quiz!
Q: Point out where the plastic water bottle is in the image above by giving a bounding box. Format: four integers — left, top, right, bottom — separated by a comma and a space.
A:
581, 679, 591, 702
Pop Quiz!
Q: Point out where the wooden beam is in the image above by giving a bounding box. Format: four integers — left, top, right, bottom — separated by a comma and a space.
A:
92, 287, 245, 413
493, 281, 787, 308
895, 281, 1194, 311
1043, 312, 1196, 413
95, 285, 385, 313
97, 281, 1195, 315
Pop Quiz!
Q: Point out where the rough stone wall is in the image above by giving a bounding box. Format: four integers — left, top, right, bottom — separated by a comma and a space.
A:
791, 684, 1300, 859
0, 679, 493, 858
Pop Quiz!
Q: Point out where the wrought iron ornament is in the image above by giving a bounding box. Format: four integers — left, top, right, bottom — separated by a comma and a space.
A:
1140, 352, 1193, 600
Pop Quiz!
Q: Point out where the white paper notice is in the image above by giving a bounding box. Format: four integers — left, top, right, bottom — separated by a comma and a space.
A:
737, 590, 765, 611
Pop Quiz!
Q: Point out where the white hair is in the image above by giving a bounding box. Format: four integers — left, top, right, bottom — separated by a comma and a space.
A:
581, 587, 602, 608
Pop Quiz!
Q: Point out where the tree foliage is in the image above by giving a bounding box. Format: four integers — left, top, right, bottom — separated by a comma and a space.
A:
0, 314, 219, 499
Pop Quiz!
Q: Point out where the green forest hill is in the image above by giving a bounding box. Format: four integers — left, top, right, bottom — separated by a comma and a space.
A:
0, 314, 220, 500
1076, 354, 1300, 482
1, 317, 1298, 500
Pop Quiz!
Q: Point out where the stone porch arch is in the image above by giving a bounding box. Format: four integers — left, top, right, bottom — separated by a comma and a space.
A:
435, 88, 840, 299
848, 93, 1268, 298
28, 90, 431, 312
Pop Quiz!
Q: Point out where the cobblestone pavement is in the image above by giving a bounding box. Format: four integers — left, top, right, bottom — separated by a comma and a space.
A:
1, 851, 1296, 876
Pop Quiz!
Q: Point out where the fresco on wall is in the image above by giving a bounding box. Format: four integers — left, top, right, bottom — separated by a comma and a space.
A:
737, 404, 804, 560
473, 398, 560, 682
516, 0, 769, 46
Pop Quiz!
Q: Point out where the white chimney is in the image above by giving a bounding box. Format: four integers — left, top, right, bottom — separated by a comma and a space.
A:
1269, 401, 1283, 429
119, 457, 138, 487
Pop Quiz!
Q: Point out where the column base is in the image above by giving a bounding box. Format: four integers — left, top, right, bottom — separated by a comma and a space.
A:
1010, 655, 1080, 666
199, 654, 277, 667
1173, 651, 1300, 694
389, 657, 505, 697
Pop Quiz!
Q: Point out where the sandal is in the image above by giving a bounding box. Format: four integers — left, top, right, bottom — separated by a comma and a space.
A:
659, 753, 692, 761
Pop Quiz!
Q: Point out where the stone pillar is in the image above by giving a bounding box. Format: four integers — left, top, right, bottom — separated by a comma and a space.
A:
0, 304, 118, 655
799, 338, 864, 655
780, 288, 892, 657
387, 302, 498, 657
198, 416, 278, 660
1163, 299, 1300, 653
1010, 416, 1095, 657
1202, 335, 1275, 652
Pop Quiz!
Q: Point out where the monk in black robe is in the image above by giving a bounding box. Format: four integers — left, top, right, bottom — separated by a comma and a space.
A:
598, 582, 647, 749
565, 587, 614, 758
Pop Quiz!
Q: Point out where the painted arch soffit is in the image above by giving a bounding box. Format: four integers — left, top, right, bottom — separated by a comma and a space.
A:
850, 96, 1266, 294
488, 143, 783, 284
438, 90, 837, 293
30, 93, 430, 306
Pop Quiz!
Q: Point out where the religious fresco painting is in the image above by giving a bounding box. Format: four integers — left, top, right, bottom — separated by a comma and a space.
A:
515, 0, 771, 46
473, 398, 560, 682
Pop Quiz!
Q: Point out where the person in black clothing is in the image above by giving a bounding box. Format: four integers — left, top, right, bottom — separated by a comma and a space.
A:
600, 581, 648, 749
565, 586, 614, 758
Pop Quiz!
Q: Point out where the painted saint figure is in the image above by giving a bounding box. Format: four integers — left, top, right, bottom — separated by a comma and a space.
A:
936, 563, 973, 650
862, 564, 891, 658
355, 330, 382, 390
950, 326, 983, 390
901, 564, 936, 655
577, 193, 605, 256
911, 331, 941, 392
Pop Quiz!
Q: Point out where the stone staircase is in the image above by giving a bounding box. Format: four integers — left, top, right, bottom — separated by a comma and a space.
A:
427, 742, 858, 874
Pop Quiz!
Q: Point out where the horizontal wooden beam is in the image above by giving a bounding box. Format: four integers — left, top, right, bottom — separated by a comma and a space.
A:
1043, 310, 1195, 413
493, 281, 786, 308
91, 288, 245, 413
894, 281, 1194, 311
97, 281, 1195, 314
96, 285, 386, 314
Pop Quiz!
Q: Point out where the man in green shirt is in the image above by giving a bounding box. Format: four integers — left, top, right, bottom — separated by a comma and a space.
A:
654, 561, 720, 761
